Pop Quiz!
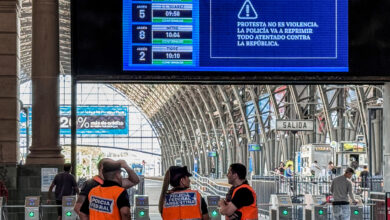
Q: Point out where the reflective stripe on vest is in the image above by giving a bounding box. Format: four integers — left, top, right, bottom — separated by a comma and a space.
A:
162, 189, 202, 220
226, 184, 258, 220
88, 185, 125, 220
92, 175, 104, 185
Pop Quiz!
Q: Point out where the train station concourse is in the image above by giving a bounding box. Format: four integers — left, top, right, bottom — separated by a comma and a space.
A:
1, 0, 390, 219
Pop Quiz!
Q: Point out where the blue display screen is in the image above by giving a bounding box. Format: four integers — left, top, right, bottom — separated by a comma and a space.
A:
123, 0, 348, 72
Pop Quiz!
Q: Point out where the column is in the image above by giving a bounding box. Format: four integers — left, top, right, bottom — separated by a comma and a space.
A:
26, 0, 64, 164
383, 83, 390, 191
0, 0, 20, 164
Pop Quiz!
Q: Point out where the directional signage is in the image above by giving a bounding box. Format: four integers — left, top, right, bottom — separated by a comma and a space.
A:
208, 151, 217, 157
248, 144, 261, 151
276, 120, 314, 131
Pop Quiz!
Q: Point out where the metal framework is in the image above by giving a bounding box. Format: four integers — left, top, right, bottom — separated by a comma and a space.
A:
116, 85, 382, 175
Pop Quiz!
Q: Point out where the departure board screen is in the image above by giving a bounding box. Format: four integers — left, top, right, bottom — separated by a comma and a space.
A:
123, 0, 348, 72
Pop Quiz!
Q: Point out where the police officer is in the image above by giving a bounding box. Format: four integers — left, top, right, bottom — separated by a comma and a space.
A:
79, 161, 131, 220
158, 166, 209, 220
218, 163, 258, 220
74, 158, 139, 215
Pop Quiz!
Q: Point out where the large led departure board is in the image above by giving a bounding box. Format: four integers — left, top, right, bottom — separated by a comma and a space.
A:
123, 0, 348, 71
72, 0, 390, 82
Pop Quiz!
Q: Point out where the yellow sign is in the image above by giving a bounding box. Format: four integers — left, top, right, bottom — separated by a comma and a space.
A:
342, 142, 366, 152
315, 146, 331, 151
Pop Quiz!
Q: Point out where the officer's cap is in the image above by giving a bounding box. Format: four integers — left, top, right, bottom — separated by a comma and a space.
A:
169, 166, 192, 186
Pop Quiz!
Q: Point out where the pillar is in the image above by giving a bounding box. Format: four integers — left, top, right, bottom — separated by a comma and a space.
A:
0, 0, 20, 165
383, 83, 390, 191
26, 0, 64, 164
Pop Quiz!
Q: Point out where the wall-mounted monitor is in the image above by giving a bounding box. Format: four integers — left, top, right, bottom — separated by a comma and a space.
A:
72, 0, 390, 82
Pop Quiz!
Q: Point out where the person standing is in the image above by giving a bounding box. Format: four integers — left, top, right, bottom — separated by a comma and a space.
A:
0, 180, 8, 202
158, 166, 209, 220
74, 158, 140, 215
330, 167, 359, 220
79, 161, 131, 220
285, 164, 294, 178
359, 165, 369, 188
310, 160, 322, 178
327, 162, 334, 176
48, 163, 79, 220
278, 162, 285, 175
218, 163, 258, 220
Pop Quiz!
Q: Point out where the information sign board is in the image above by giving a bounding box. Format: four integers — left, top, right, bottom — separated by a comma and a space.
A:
123, 0, 347, 72
41, 168, 58, 192
72, 0, 390, 82
208, 151, 217, 157
276, 120, 314, 131
20, 106, 129, 136
248, 144, 261, 152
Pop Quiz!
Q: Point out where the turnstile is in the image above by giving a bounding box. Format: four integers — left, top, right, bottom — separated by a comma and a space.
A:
134, 195, 149, 220
349, 196, 363, 220
207, 196, 221, 220
303, 195, 328, 220
62, 196, 77, 220
270, 194, 293, 220
0, 197, 4, 220
25, 196, 40, 220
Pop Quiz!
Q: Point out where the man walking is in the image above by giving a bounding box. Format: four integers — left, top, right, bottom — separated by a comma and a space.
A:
48, 163, 79, 220
330, 167, 359, 220
218, 163, 258, 220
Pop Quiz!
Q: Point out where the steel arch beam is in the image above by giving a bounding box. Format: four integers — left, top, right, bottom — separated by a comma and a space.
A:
171, 93, 203, 173
179, 88, 209, 174
196, 85, 225, 175
217, 85, 242, 163
317, 85, 335, 141
157, 109, 187, 167
166, 97, 197, 170
207, 86, 232, 171
186, 86, 214, 173
248, 85, 269, 172
165, 97, 194, 170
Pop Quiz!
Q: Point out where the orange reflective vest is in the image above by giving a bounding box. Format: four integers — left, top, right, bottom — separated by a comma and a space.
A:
162, 189, 202, 220
88, 185, 125, 220
226, 184, 258, 220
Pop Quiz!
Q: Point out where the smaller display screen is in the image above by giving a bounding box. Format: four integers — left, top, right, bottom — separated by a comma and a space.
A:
26, 197, 39, 207
208, 151, 217, 157
64, 197, 75, 206
136, 197, 149, 206
207, 196, 220, 206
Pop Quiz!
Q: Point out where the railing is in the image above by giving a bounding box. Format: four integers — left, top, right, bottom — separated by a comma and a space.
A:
251, 172, 384, 220
191, 172, 229, 197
